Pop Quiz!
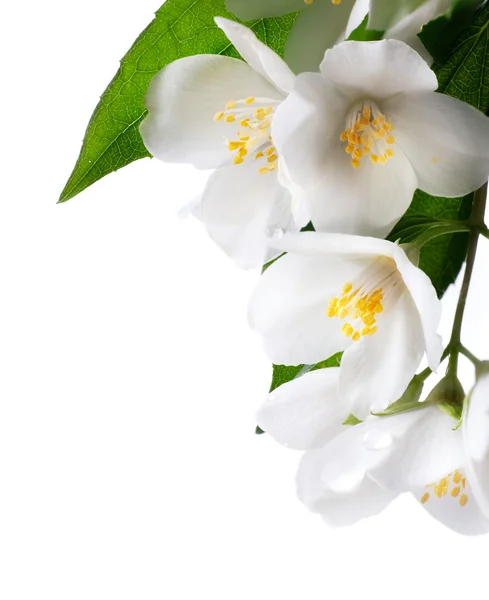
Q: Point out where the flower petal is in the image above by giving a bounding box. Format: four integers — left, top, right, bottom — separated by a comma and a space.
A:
367, 406, 465, 491
141, 55, 283, 169
297, 140, 417, 238
284, 0, 358, 74
269, 231, 392, 259
225, 0, 305, 20
368, 0, 427, 31
385, 92, 489, 197
257, 368, 346, 451
320, 40, 438, 99
201, 163, 296, 269
339, 290, 425, 419
215, 17, 295, 94
413, 469, 489, 536
463, 374, 489, 521
384, 0, 451, 63
248, 250, 372, 365
391, 244, 443, 371
297, 447, 397, 527
345, 0, 370, 38
272, 72, 344, 190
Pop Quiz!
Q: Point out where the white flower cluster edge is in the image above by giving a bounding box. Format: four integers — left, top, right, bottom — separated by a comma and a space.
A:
139, 1, 489, 535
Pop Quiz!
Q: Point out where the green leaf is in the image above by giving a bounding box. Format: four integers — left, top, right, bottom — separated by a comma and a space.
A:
418, 0, 482, 63
433, 1, 489, 113
342, 414, 363, 426
389, 191, 472, 297
269, 353, 342, 393
59, 0, 298, 202
347, 15, 383, 42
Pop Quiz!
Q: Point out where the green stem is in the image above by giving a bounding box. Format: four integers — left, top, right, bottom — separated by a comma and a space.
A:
459, 345, 482, 368
447, 183, 487, 374
415, 223, 471, 248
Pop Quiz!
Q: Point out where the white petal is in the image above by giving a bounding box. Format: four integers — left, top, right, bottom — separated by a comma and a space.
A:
248, 251, 372, 365
225, 0, 305, 20
463, 375, 489, 521
391, 244, 443, 371
367, 406, 465, 491
272, 72, 344, 189
141, 55, 283, 169
339, 290, 425, 419
385, 92, 489, 197
298, 141, 417, 238
384, 0, 451, 63
413, 468, 489, 536
284, 0, 358, 74
201, 164, 296, 269
368, 0, 428, 31
345, 0, 370, 38
215, 18, 295, 94
297, 447, 397, 527
257, 368, 347, 451
269, 231, 392, 259
320, 40, 438, 99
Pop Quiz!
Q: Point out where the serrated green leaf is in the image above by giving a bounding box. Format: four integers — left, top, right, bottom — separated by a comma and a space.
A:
418, 0, 482, 63
59, 0, 298, 202
347, 15, 383, 42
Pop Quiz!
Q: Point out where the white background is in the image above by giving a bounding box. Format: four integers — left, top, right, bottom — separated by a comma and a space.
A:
2, 1, 489, 598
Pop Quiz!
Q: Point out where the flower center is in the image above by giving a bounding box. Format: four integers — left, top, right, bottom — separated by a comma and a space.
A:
214, 97, 280, 175
326, 257, 402, 342
420, 470, 469, 508
340, 102, 395, 169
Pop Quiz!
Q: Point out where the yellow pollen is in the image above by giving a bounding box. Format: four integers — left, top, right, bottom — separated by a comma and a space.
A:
451, 486, 461, 498
422, 471, 469, 508
326, 271, 391, 341
341, 104, 395, 168
216, 98, 278, 174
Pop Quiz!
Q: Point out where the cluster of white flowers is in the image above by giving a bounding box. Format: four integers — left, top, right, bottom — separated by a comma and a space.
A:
140, 1, 489, 535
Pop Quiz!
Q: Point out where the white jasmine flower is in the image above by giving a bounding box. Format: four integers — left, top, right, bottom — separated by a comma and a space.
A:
258, 367, 398, 527
304, 402, 489, 535
248, 232, 442, 417
260, 369, 489, 534
272, 39, 489, 238
140, 17, 308, 269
